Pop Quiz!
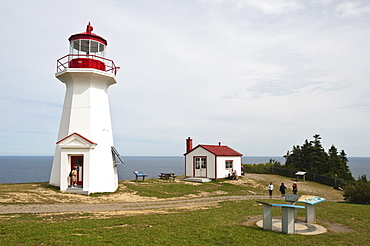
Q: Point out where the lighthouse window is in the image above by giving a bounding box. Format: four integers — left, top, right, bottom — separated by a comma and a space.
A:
81, 40, 90, 53
90, 41, 99, 53
71, 40, 80, 55
99, 43, 105, 52
70, 39, 105, 58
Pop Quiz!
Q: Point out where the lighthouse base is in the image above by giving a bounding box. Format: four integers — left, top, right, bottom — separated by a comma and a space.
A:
49, 133, 119, 195
66, 187, 90, 195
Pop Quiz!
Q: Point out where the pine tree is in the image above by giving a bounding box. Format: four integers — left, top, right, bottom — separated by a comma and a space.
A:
339, 149, 354, 181
284, 134, 353, 180
328, 145, 341, 176
310, 134, 328, 173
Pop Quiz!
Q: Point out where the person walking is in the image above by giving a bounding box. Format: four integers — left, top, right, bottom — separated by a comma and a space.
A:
279, 182, 287, 198
292, 182, 298, 195
268, 182, 274, 199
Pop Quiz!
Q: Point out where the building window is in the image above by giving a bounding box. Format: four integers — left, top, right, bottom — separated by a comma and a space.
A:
195, 157, 207, 169
225, 160, 233, 169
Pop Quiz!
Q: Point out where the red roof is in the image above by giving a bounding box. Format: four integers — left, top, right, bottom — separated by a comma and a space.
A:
68, 23, 107, 45
188, 144, 242, 156
56, 132, 97, 145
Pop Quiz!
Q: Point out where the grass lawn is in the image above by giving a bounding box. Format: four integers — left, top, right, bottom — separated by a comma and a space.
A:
0, 175, 369, 245
0, 201, 368, 245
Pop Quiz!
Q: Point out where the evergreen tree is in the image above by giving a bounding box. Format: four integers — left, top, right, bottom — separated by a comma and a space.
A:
358, 174, 368, 183
327, 145, 341, 176
301, 139, 313, 171
339, 150, 353, 181
311, 134, 328, 173
284, 145, 302, 169
284, 134, 353, 180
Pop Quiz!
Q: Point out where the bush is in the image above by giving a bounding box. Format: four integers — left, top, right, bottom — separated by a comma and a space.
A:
343, 182, 370, 204
243, 164, 272, 174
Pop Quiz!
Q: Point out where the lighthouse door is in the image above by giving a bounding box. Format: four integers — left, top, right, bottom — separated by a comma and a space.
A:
71, 156, 83, 186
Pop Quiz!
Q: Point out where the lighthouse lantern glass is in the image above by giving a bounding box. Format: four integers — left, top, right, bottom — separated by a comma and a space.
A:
70, 39, 106, 59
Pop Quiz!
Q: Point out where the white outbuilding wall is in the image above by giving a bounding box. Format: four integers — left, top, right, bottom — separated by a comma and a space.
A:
185, 144, 243, 180
215, 156, 242, 179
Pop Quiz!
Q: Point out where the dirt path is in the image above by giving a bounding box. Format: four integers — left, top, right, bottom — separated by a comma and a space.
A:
0, 196, 270, 214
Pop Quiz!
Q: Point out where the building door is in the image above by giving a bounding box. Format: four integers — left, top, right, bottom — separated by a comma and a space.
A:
194, 157, 207, 177
71, 156, 83, 186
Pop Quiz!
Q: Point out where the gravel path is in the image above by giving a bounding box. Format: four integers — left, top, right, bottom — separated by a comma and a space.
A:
0, 196, 271, 214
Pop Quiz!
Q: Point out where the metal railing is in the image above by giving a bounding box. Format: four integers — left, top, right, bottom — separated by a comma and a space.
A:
56, 54, 120, 75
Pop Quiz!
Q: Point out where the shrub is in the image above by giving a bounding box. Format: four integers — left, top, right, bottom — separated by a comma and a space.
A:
243, 163, 272, 174
343, 182, 370, 204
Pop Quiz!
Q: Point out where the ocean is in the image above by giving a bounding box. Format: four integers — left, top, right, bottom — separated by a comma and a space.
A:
0, 156, 369, 184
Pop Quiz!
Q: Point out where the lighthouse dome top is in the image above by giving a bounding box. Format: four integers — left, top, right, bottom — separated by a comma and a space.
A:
56, 23, 119, 75
68, 22, 107, 46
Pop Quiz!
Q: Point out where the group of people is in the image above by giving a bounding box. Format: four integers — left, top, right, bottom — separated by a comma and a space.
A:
267, 181, 298, 199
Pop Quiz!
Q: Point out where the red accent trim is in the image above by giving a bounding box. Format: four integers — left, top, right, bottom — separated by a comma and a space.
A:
185, 144, 242, 156
68, 23, 107, 44
225, 160, 234, 169
193, 156, 207, 177
69, 58, 106, 71
69, 34, 107, 45
71, 156, 84, 186
86, 22, 93, 34
56, 132, 97, 145
186, 137, 193, 153
56, 54, 119, 75
214, 157, 217, 179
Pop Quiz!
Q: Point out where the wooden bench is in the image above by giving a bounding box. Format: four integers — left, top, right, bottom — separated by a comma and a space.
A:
133, 171, 147, 181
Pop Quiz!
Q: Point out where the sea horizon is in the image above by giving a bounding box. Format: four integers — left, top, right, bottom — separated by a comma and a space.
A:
1, 155, 369, 157
0, 156, 369, 184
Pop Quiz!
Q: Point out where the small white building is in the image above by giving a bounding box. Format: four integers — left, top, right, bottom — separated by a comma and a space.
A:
184, 137, 243, 180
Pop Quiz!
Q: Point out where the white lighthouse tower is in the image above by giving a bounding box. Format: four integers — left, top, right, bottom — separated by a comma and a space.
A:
49, 23, 123, 194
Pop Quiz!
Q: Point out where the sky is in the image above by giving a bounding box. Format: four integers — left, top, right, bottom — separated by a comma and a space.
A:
0, 0, 369, 157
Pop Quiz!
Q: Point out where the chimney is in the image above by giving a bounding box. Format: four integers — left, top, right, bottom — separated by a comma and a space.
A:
218, 141, 221, 146
186, 137, 193, 152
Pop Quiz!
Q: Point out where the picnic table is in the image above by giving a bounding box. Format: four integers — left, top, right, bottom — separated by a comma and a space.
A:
159, 172, 176, 180
133, 171, 147, 181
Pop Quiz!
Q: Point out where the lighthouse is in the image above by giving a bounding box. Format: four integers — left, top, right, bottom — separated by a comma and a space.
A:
49, 23, 123, 195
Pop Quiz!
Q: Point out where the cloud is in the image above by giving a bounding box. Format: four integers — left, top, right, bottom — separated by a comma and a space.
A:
206, 0, 305, 14
0, 0, 369, 156
335, 2, 370, 19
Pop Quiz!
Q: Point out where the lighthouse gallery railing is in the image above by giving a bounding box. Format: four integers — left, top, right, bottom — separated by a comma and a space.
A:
56, 54, 120, 75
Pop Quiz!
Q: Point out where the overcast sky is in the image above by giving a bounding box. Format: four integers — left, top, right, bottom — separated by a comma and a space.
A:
0, 0, 369, 157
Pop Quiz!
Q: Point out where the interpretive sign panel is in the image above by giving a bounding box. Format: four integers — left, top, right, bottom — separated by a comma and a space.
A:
285, 194, 300, 203
298, 195, 326, 205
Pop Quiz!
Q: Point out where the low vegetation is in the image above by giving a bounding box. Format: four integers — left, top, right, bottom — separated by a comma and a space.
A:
0, 174, 369, 245
343, 175, 370, 204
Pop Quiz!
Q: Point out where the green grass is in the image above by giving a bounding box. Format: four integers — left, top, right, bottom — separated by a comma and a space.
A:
0, 175, 369, 245
0, 201, 369, 245
123, 178, 254, 198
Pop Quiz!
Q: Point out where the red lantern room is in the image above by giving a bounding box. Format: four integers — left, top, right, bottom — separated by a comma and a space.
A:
57, 22, 119, 75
